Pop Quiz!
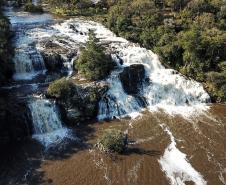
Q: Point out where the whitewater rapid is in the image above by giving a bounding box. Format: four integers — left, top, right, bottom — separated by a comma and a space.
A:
3, 7, 53, 80
35, 18, 210, 119
29, 98, 70, 147
159, 125, 207, 185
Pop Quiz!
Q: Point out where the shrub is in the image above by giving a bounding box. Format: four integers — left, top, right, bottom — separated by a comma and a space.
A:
24, 3, 43, 13
97, 129, 127, 153
47, 78, 74, 99
76, 31, 115, 81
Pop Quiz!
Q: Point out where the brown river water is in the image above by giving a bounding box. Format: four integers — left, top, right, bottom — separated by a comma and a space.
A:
1, 3, 226, 185
1, 104, 224, 185
39, 104, 226, 185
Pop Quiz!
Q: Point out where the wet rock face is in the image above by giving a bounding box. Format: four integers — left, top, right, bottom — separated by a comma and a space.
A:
41, 52, 64, 71
39, 40, 78, 72
120, 64, 145, 95
0, 97, 32, 146
50, 81, 109, 124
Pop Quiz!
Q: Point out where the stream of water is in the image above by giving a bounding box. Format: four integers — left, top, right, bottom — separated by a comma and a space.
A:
1, 2, 226, 185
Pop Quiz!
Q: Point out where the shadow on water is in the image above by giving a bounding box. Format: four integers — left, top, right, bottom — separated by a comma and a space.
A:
124, 147, 162, 157
45, 123, 96, 160
0, 140, 47, 185
0, 123, 96, 185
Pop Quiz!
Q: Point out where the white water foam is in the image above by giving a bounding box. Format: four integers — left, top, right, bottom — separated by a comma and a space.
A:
159, 125, 207, 185
29, 98, 71, 148
29, 18, 210, 119
12, 34, 46, 80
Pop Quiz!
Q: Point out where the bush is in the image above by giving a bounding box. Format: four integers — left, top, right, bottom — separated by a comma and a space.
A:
47, 78, 74, 99
97, 129, 127, 153
76, 31, 115, 81
24, 3, 43, 13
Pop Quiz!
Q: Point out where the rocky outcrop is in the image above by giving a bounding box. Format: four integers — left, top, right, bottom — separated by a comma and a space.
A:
39, 40, 78, 72
120, 64, 146, 95
48, 80, 109, 124
41, 52, 64, 71
0, 96, 32, 146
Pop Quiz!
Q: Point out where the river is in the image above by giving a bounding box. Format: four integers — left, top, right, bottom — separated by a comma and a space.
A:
0, 2, 226, 185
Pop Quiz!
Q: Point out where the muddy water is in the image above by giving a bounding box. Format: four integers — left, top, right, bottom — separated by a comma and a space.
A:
1, 2, 226, 185
37, 104, 226, 185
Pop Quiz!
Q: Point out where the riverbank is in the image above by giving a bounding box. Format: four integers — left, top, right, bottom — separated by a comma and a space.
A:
0, 1, 226, 185
44, 0, 226, 103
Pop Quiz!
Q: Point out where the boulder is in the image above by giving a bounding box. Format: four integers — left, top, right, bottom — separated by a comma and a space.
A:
120, 64, 145, 95
41, 52, 64, 71
39, 40, 78, 72
66, 108, 82, 122
50, 80, 109, 124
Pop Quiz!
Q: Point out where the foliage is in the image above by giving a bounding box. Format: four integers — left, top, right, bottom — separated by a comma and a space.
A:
46, 0, 107, 16
0, 9, 13, 84
83, 0, 226, 101
206, 71, 226, 102
24, 3, 43, 12
47, 78, 74, 99
42, 0, 226, 101
97, 129, 126, 153
76, 31, 115, 81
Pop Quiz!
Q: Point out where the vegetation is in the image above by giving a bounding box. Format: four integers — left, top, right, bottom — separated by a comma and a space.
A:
47, 0, 226, 102
107, 0, 226, 101
47, 78, 74, 99
76, 31, 115, 81
46, 0, 107, 16
24, 2, 43, 12
0, 3, 13, 84
97, 129, 127, 153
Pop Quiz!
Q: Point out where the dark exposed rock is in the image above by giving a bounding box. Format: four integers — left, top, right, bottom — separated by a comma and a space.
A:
41, 51, 64, 71
48, 80, 109, 124
120, 64, 145, 95
0, 96, 32, 146
39, 40, 78, 72
134, 95, 148, 108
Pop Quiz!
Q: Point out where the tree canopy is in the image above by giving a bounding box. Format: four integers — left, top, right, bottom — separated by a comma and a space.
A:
75, 31, 115, 81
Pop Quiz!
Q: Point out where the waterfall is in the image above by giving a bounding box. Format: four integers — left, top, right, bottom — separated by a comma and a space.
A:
4, 5, 51, 81
97, 69, 143, 120
29, 98, 69, 147
33, 19, 210, 119
98, 46, 210, 119
13, 46, 46, 80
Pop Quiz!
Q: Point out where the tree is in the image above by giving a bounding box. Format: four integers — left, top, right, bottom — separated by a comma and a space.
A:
75, 31, 115, 81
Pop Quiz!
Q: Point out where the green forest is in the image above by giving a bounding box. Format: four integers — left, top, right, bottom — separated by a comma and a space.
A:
0, 0, 226, 101
45, 0, 226, 102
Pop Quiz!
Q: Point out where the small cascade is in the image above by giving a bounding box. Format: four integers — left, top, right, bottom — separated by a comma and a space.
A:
97, 69, 143, 120
29, 98, 69, 147
13, 46, 46, 80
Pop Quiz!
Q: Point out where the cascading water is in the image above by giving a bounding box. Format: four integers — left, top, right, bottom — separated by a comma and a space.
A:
3, 6, 53, 81
39, 19, 210, 119
113, 46, 210, 118
98, 69, 143, 120
13, 46, 46, 80
29, 98, 70, 147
